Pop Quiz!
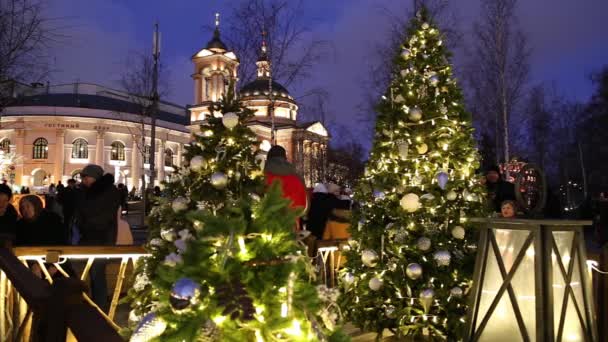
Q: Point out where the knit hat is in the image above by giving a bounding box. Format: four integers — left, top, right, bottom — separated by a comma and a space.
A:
267, 145, 287, 159
80, 164, 104, 180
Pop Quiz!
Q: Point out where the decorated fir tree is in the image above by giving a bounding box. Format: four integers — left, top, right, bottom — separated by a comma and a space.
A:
126, 88, 346, 341
340, 9, 486, 340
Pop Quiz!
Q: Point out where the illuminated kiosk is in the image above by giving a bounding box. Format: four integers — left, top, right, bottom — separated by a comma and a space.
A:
466, 219, 597, 342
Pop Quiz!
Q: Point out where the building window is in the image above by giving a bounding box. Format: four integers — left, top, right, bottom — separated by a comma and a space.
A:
164, 148, 173, 167
111, 141, 125, 161
71, 138, 88, 159
143, 145, 151, 164
33, 138, 48, 159
0, 139, 10, 154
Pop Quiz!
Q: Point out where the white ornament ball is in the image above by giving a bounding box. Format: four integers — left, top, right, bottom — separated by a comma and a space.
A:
416, 237, 432, 251
416, 143, 428, 154
401, 49, 411, 59
446, 190, 457, 201
429, 75, 439, 86
450, 286, 464, 298
210, 172, 228, 189
400, 193, 420, 213
368, 277, 384, 291
434, 250, 451, 266
171, 197, 188, 212
361, 249, 379, 267
406, 263, 423, 280
452, 226, 466, 240
343, 272, 355, 285
221, 112, 239, 129
422, 22, 430, 30
408, 107, 422, 121
189, 156, 206, 171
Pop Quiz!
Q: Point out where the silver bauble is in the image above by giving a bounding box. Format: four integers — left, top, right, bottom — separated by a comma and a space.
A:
433, 250, 451, 266
416, 237, 432, 251
429, 75, 439, 86
343, 272, 355, 285
450, 286, 464, 298
406, 263, 423, 280
451, 226, 466, 240
361, 249, 379, 267
221, 112, 239, 129
368, 277, 383, 291
131, 312, 167, 342
385, 305, 397, 318
170, 278, 201, 310
401, 49, 411, 59
373, 190, 386, 201
446, 190, 458, 201
408, 107, 423, 121
189, 156, 206, 171
160, 228, 176, 242
171, 197, 189, 212
210, 172, 228, 189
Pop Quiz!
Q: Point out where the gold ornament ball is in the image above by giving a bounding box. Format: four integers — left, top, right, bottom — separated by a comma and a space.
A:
409, 107, 423, 121
400, 193, 420, 212
368, 277, 384, 291
416, 237, 432, 251
406, 263, 423, 280
451, 226, 466, 239
416, 143, 428, 154
446, 190, 457, 201
361, 249, 379, 267
210, 172, 228, 189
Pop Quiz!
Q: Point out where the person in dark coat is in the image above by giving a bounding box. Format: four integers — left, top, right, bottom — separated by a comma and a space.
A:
74, 164, 120, 311
484, 165, 516, 213
57, 178, 77, 231
15, 195, 67, 246
306, 183, 335, 240
0, 184, 18, 244
117, 183, 128, 214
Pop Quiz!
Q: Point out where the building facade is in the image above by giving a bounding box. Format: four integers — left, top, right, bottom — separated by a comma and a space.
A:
189, 17, 329, 187
0, 83, 190, 191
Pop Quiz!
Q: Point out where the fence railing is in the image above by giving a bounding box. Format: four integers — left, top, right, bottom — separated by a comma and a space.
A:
0, 245, 149, 341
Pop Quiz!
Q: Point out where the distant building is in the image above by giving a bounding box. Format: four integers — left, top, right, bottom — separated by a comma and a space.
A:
0, 82, 189, 191
188, 15, 329, 186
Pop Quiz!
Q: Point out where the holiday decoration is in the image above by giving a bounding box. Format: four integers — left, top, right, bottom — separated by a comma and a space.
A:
433, 250, 451, 266
394, 94, 405, 103
130, 313, 167, 342
368, 277, 383, 291
172, 197, 189, 212
221, 112, 239, 130
210, 171, 228, 189
397, 140, 409, 160
406, 263, 423, 280
126, 87, 345, 341
372, 190, 386, 201
400, 193, 420, 212
170, 278, 201, 310
341, 8, 486, 340
436, 171, 449, 189
408, 107, 422, 121
416, 237, 431, 251
361, 249, 379, 267
451, 226, 465, 239
385, 305, 396, 318
189, 155, 206, 171
450, 287, 463, 298
343, 272, 355, 285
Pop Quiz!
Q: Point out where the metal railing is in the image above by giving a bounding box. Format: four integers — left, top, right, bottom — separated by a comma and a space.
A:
0, 245, 149, 341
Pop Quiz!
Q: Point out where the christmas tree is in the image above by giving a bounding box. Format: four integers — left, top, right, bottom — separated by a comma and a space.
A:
126, 88, 346, 341
340, 9, 486, 340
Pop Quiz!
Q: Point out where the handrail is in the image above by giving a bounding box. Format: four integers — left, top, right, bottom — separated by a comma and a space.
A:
13, 245, 148, 258
468, 217, 593, 226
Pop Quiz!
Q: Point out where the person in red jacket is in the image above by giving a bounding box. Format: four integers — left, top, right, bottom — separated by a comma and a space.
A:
263, 145, 307, 231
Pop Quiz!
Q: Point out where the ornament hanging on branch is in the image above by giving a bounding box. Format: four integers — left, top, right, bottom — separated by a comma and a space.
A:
436, 171, 449, 190
172, 197, 189, 212
406, 263, 422, 280
130, 312, 167, 342
451, 226, 465, 240
400, 193, 420, 212
401, 49, 411, 59
429, 75, 439, 86
211, 172, 228, 189
189, 156, 206, 171
170, 278, 201, 311
433, 250, 451, 266
416, 237, 431, 251
373, 190, 386, 201
221, 112, 239, 130
416, 143, 428, 155
419, 288, 435, 313
215, 145, 227, 162
361, 249, 379, 267
450, 286, 464, 298
397, 140, 409, 160
408, 107, 422, 121
446, 190, 457, 201
368, 277, 383, 291
343, 272, 355, 286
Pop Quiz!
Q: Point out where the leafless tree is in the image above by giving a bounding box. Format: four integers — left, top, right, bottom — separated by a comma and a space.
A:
466, 0, 530, 166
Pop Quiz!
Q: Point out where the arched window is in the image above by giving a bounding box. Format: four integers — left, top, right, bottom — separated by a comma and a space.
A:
111, 141, 125, 161
164, 148, 173, 167
0, 139, 10, 154
143, 145, 151, 164
33, 138, 48, 159
71, 138, 88, 159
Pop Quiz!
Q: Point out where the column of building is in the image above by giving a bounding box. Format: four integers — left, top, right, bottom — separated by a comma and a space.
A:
53, 129, 65, 183
15, 129, 25, 186
303, 140, 311, 187
95, 130, 105, 167
131, 138, 141, 191
157, 139, 165, 184
176, 143, 183, 167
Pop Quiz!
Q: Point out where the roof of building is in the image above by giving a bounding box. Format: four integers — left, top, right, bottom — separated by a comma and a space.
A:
206, 27, 228, 51
6, 91, 189, 126
240, 78, 292, 100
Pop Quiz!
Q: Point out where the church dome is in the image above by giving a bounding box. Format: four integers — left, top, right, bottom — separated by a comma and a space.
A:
240, 78, 293, 100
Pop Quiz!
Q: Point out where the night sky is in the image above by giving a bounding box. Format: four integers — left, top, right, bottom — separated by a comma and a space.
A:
46, 0, 608, 144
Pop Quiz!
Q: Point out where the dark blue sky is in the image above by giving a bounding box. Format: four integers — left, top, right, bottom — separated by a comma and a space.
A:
47, 0, 608, 143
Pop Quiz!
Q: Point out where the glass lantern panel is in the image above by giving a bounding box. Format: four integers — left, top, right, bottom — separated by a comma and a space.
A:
509, 243, 536, 340
552, 231, 574, 269
562, 296, 585, 342
552, 248, 567, 336
476, 235, 502, 330
493, 228, 531, 273
478, 288, 523, 342
570, 251, 587, 334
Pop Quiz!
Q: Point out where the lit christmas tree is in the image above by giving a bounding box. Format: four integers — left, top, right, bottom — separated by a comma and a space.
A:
340, 9, 486, 340
126, 88, 347, 341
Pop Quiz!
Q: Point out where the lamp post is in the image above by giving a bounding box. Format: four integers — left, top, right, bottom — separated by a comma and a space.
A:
466, 218, 597, 342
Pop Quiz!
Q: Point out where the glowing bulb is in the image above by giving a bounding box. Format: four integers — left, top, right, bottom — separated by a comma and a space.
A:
281, 302, 288, 317
284, 319, 302, 336
212, 315, 227, 325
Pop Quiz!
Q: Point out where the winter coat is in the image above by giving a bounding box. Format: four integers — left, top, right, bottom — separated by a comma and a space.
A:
264, 157, 307, 231
16, 210, 67, 246
57, 186, 77, 225
307, 193, 336, 239
486, 180, 516, 212
75, 174, 120, 245
0, 204, 18, 242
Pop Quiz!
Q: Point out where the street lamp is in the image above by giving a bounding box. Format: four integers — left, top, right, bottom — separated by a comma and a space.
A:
466, 218, 597, 342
